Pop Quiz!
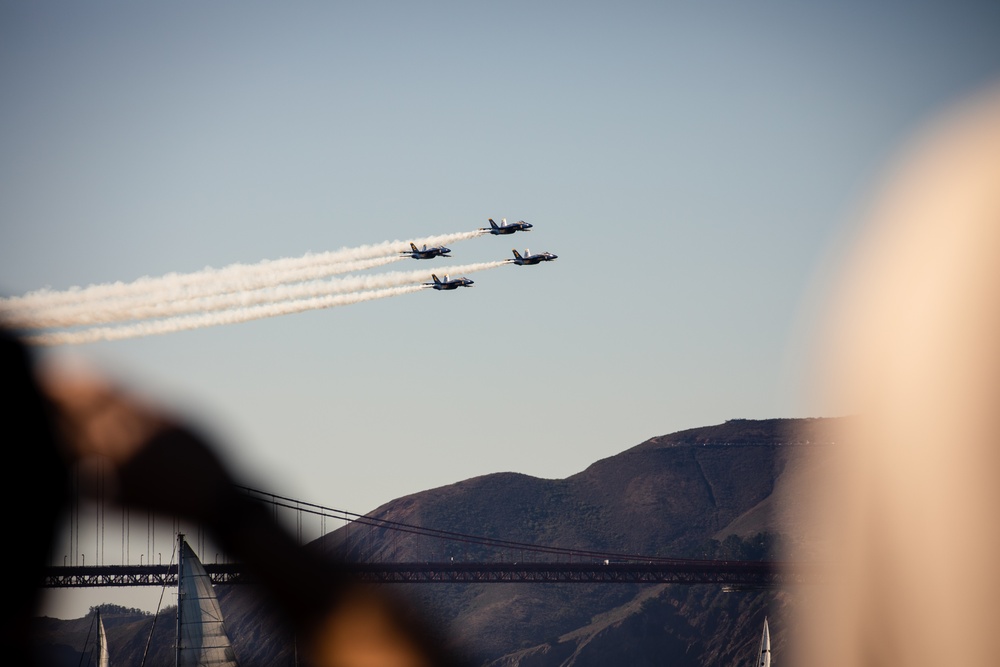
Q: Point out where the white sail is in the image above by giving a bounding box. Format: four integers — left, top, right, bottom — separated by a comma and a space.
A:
757, 617, 771, 667
176, 536, 239, 667
97, 612, 110, 667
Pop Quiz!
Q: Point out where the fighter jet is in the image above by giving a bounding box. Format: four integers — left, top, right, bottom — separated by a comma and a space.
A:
480, 218, 533, 235
401, 242, 452, 259
424, 274, 474, 290
508, 249, 558, 265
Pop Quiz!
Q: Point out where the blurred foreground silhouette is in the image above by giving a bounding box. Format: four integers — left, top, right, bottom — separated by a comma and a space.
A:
2, 329, 467, 667
796, 83, 1000, 666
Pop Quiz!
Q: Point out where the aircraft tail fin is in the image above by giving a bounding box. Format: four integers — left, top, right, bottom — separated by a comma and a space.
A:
489, 219, 498, 229
410, 242, 418, 252
512, 249, 522, 259
431, 274, 440, 283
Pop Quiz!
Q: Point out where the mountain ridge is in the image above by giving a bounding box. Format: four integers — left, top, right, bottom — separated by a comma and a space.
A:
32, 417, 837, 666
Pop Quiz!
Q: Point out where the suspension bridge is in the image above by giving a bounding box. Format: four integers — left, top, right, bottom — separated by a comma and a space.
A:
42, 485, 813, 589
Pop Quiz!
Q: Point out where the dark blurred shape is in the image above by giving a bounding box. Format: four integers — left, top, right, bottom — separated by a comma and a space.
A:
3, 328, 468, 667
4, 329, 70, 666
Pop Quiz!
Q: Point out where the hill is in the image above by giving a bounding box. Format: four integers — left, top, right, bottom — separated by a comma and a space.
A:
315, 417, 835, 664
31, 417, 836, 666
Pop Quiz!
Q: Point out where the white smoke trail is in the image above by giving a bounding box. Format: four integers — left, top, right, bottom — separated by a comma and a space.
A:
3, 255, 405, 329
4, 230, 485, 311
27, 285, 429, 346
8, 261, 508, 329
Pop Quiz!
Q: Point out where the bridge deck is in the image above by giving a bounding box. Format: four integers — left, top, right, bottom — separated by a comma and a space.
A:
42, 561, 817, 587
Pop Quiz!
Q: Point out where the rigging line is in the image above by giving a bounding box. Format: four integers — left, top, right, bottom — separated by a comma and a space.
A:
75, 609, 98, 667
140, 541, 176, 667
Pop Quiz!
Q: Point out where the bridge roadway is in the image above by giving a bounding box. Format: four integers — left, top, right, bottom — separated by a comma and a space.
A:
42, 560, 814, 588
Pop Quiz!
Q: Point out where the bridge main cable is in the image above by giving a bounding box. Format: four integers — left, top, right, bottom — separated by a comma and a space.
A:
237, 486, 727, 565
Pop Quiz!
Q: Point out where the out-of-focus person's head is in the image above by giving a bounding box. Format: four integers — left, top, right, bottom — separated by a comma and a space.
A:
798, 83, 1000, 666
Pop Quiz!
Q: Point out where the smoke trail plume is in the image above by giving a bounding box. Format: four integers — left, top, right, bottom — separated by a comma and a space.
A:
4, 230, 484, 312
27, 285, 428, 346
8, 261, 507, 329
3, 255, 405, 329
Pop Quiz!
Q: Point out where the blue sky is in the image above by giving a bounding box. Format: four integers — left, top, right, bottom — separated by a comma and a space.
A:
3, 1, 999, 617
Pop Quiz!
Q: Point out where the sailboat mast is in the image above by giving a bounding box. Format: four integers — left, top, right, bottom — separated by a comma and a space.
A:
176, 533, 184, 667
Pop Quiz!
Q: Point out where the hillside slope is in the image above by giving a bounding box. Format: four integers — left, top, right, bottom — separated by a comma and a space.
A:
316, 417, 834, 664
32, 418, 835, 666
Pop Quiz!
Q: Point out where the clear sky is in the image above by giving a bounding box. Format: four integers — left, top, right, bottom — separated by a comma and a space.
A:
4, 1, 1000, 618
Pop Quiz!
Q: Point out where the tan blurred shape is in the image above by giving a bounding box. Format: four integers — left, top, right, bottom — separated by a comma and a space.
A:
309, 586, 436, 667
798, 83, 1000, 666
38, 359, 170, 467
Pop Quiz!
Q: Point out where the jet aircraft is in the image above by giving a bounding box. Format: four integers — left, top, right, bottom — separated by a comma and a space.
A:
480, 218, 533, 235
401, 242, 451, 259
508, 249, 558, 265
424, 274, 474, 290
